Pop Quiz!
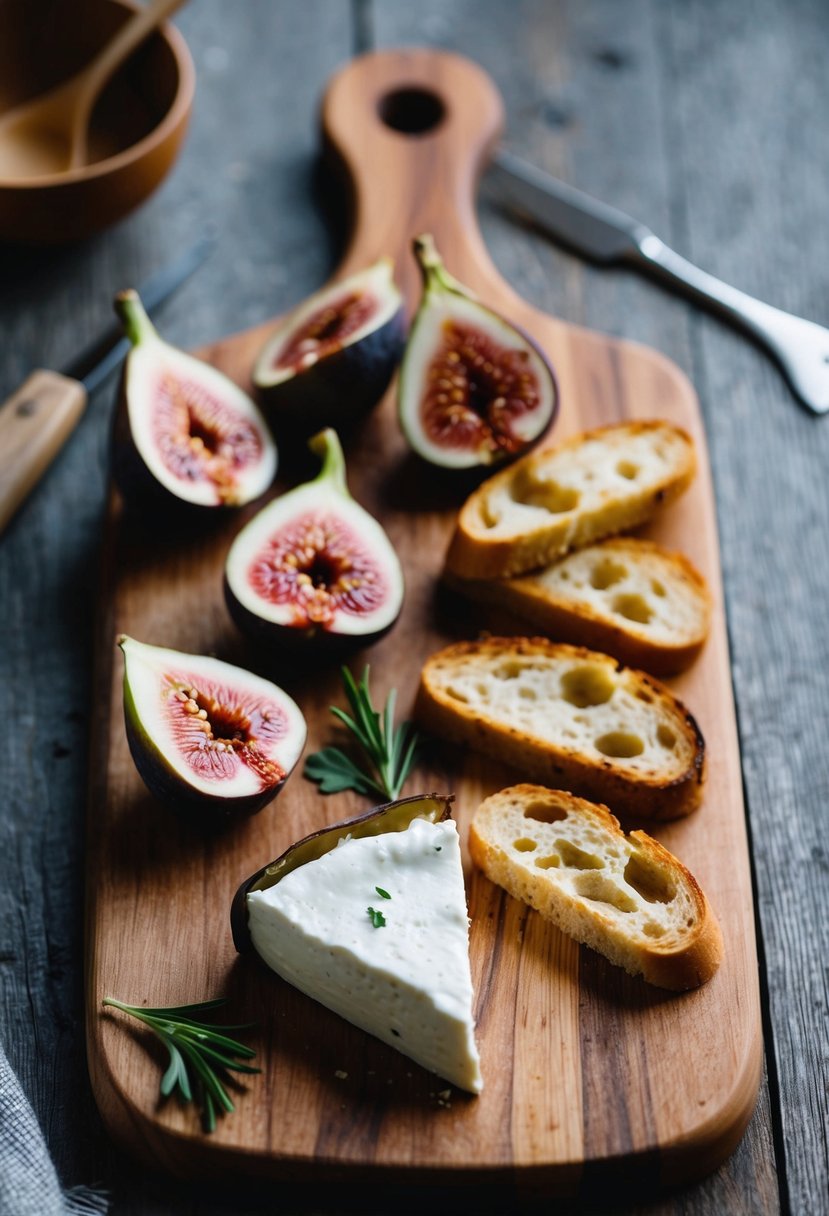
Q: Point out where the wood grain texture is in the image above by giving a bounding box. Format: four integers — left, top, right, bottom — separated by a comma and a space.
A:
85, 46, 762, 1197
0, 370, 87, 533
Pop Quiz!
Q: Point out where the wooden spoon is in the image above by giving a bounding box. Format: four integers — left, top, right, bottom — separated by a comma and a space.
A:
0, 0, 188, 180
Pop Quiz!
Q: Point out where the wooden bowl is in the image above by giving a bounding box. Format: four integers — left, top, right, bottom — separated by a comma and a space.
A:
0, 0, 195, 244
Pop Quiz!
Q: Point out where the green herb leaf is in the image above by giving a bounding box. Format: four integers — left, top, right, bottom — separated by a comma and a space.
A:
304, 666, 424, 802
375, 886, 391, 900
303, 747, 384, 798
102, 996, 259, 1133
367, 906, 387, 928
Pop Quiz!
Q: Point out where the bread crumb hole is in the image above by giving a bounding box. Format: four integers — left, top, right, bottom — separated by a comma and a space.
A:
657, 724, 676, 749
535, 854, 561, 869
574, 873, 637, 912
523, 799, 567, 825
651, 579, 667, 597
481, 502, 500, 529
589, 558, 627, 590
519, 687, 537, 701
617, 460, 639, 480
556, 839, 605, 870
446, 688, 468, 704
612, 593, 653, 624
561, 664, 615, 707
624, 853, 677, 903
595, 731, 644, 758
513, 475, 580, 514
496, 661, 523, 680
643, 921, 666, 938
513, 837, 538, 853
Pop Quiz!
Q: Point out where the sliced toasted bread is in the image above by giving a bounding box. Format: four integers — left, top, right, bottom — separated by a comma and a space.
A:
416, 637, 705, 820
469, 784, 722, 990
445, 420, 696, 579
445, 538, 712, 676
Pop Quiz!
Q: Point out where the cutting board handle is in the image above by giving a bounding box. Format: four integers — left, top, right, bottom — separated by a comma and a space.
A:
321, 48, 506, 311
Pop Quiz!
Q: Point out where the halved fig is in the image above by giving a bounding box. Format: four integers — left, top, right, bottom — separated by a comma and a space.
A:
224, 428, 404, 652
113, 290, 277, 512
252, 258, 404, 436
398, 234, 558, 470
119, 636, 306, 823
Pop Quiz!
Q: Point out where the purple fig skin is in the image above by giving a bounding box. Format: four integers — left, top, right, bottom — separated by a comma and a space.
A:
230, 793, 453, 953
401, 319, 560, 475
258, 305, 405, 439
111, 376, 275, 523
111, 291, 277, 519
222, 571, 401, 661
398, 233, 560, 472
123, 672, 296, 827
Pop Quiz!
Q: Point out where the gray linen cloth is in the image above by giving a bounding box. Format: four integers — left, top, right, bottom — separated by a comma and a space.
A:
0, 1042, 108, 1216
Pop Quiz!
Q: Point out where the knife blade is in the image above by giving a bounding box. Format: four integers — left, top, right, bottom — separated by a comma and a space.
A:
488, 148, 829, 415
0, 232, 216, 535
488, 148, 649, 264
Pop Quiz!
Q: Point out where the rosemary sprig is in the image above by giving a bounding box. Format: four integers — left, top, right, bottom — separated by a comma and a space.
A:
303, 666, 422, 801
102, 996, 260, 1133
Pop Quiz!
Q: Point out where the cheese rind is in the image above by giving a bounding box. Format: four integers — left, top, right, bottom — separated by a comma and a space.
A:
247, 817, 483, 1093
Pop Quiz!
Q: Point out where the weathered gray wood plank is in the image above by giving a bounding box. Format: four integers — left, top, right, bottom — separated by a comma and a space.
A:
0, 2, 352, 1212
655, 5, 829, 1214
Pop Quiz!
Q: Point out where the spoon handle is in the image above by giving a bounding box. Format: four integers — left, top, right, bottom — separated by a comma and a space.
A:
0, 372, 87, 534
72, 0, 189, 165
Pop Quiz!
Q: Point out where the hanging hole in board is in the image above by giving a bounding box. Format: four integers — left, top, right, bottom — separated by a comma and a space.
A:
378, 87, 446, 135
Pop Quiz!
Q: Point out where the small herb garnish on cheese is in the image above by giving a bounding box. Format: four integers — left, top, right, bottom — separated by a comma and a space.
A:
367, 906, 387, 928
375, 886, 391, 900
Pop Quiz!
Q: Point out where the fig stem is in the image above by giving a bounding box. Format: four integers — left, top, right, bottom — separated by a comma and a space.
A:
114, 288, 158, 347
308, 427, 349, 496
412, 233, 471, 299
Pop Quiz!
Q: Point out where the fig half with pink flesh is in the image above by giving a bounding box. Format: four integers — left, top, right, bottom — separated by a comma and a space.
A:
113, 290, 277, 512
224, 428, 404, 653
398, 235, 558, 470
252, 258, 404, 436
119, 636, 306, 822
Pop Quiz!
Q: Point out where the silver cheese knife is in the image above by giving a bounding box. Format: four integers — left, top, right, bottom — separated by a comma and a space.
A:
488, 148, 829, 415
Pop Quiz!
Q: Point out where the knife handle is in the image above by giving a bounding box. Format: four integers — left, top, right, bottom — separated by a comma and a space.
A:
0, 370, 88, 535
632, 236, 829, 414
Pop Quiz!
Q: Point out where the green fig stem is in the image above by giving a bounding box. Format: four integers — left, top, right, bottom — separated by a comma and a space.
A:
114, 289, 158, 347
412, 233, 473, 300
308, 428, 349, 496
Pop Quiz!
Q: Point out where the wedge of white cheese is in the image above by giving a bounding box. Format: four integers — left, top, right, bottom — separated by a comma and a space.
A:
247, 816, 483, 1093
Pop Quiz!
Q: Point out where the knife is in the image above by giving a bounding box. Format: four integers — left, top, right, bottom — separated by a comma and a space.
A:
488, 148, 829, 415
0, 232, 215, 535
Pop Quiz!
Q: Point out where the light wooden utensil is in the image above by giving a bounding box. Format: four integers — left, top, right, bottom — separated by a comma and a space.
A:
0, 0, 187, 179
85, 48, 762, 1198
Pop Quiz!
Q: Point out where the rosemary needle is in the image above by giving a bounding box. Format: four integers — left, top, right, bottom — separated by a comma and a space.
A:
102, 996, 260, 1133
303, 665, 423, 801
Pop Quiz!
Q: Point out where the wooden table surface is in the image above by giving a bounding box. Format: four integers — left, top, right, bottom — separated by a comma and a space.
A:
1, 2, 826, 1213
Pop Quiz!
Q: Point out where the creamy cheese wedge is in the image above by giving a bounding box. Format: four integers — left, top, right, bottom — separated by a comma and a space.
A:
247, 816, 483, 1093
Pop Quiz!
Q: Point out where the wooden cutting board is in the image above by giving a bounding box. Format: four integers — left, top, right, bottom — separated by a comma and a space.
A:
85, 48, 762, 1198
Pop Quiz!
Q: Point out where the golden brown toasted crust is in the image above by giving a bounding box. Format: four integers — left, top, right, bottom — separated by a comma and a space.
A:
445, 421, 697, 580
444, 538, 712, 677
416, 637, 706, 821
469, 784, 723, 991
